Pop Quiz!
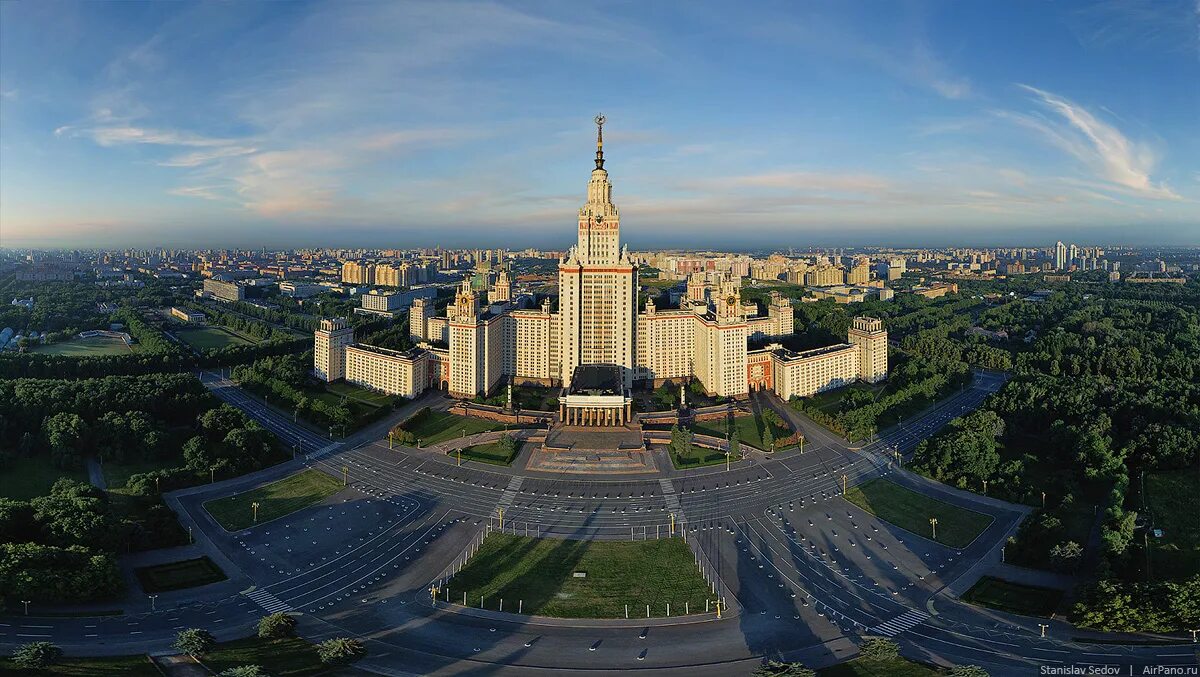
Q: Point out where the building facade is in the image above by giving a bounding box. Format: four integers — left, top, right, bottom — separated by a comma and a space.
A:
314, 120, 888, 404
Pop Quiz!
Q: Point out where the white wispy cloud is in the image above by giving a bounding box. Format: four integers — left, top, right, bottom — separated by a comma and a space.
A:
56, 124, 237, 148
1004, 85, 1179, 200
158, 145, 259, 167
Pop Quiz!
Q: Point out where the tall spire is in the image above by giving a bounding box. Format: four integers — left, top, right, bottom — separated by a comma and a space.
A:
594, 113, 606, 170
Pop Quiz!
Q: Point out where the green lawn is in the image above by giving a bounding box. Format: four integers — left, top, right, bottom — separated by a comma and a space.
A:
403, 410, 506, 446
693, 413, 793, 452
203, 469, 343, 531
134, 556, 227, 593
962, 576, 1063, 618
843, 479, 994, 548
0, 654, 160, 676
451, 441, 520, 466
449, 533, 714, 618
668, 442, 728, 469
202, 636, 328, 677
805, 381, 890, 414
511, 385, 560, 411
821, 656, 943, 676
326, 379, 393, 407
1145, 471, 1200, 581
0, 456, 88, 500
176, 325, 257, 350
33, 335, 133, 357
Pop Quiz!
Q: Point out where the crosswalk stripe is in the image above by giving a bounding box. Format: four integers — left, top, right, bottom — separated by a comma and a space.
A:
870, 609, 928, 637
243, 589, 293, 613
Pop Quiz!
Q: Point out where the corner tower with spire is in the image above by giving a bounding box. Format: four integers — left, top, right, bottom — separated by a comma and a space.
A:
558, 114, 638, 389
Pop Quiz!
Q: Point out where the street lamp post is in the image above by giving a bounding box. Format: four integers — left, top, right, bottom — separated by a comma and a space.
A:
149, 594, 158, 611
21, 600, 30, 615
841, 474, 848, 495
252, 501, 260, 523
342, 466, 348, 486
1039, 623, 1049, 638
1041, 491, 1046, 509
210, 466, 215, 484
929, 517, 939, 541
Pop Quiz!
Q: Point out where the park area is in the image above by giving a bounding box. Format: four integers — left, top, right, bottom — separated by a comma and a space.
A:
843, 479, 993, 548
203, 469, 343, 531
961, 576, 1063, 618
175, 325, 258, 350
448, 533, 714, 618
32, 334, 133, 356
135, 556, 227, 593
1143, 471, 1200, 581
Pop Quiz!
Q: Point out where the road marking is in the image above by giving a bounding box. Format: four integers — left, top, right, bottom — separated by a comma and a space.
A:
243, 588, 293, 613
870, 608, 929, 637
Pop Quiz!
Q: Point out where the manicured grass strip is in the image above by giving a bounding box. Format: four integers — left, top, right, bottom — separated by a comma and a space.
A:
843, 479, 993, 548
0, 456, 88, 500
451, 442, 519, 466
450, 533, 713, 618
404, 410, 505, 446
204, 469, 343, 531
0, 654, 161, 676
326, 379, 393, 407
820, 655, 943, 676
135, 556, 227, 593
1144, 471, 1200, 581
668, 444, 727, 469
962, 576, 1063, 618
202, 636, 327, 677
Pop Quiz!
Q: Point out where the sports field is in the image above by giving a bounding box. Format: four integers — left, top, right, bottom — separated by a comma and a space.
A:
176, 325, 257, 350
34, 335, 133, 356
843, 479, 993, 548
449, 533, 714, 618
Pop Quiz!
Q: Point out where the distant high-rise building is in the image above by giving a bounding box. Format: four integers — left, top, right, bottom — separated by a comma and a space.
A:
1054, 241, 1068, 271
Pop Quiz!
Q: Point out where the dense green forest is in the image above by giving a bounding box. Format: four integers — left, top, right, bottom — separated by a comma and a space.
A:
908, 283, 1200, 632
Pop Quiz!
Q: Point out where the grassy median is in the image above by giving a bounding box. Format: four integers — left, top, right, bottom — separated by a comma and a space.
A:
204, 469, 343, 531
843, 479, 992, 548
135, 556, 227, 593
449, 533, 714, 618
962, 576, 1063, 618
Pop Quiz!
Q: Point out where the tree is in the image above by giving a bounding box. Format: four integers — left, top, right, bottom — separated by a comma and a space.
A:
43, 412, 86, 469
948, 666, 990, 677
729, 428, 741, 459
218, 667, 265, 677
257, 612, 297, 639
858, 637, 900, 660
317, 637, 366, 664
762, 425, 775, 452
1049, 540, 1083, 572
753, 660, 816, 676
11, 641, 63, 669
174, 628, 216, 657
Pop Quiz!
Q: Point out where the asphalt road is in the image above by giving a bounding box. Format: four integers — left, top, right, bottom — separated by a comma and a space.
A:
2, 370, 1196, 676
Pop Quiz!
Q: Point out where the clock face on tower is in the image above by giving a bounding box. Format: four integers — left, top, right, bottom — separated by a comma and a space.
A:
727, 296, 737, 306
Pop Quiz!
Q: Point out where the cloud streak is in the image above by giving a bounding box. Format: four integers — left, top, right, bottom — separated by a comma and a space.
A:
1005, 85, 1179, 200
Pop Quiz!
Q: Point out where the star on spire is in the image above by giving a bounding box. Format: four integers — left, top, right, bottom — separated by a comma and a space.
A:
594, 113, 606, 170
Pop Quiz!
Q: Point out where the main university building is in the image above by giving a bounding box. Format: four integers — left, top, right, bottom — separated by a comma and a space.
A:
314, 119, 887, 420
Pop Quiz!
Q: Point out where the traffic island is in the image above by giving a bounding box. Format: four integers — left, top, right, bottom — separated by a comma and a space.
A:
843, 478, 993, 548
440, 533, 721, 619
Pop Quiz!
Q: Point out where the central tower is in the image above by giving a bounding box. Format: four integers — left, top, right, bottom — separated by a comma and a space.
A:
558, 115, 637, 389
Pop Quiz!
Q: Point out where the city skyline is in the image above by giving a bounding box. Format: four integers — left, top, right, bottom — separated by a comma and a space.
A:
2, 1, 1198, 249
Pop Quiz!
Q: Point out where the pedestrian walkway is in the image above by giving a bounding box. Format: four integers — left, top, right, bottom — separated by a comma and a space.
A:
243, 587, 292, 614
870, 608, 929, 637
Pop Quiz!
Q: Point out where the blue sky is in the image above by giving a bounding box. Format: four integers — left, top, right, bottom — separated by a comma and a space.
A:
1, 0, 1197, 249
